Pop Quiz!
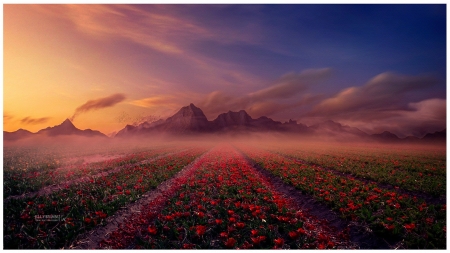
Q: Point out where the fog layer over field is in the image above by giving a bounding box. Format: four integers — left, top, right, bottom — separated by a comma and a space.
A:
4, 132, 445, 156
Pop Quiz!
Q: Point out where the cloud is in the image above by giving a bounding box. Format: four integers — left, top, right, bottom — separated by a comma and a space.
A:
310, 72, 438, 117
338, 98, 446, 138
71, 93, 126, 121
247, 94, 324, 119
33, 5, 209, 55
20, 116, 51, 125
198, 68, 332, 117
249, 68, 332, 101
4, 113, 14, 122
129, 96, 178, 109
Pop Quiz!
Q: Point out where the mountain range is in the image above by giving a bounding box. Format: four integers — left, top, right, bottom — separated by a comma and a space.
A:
4, 118, 106, 141
4, 103, 446, 143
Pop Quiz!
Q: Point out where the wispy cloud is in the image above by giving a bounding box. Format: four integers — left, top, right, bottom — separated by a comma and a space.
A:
337, 98, 446, 138
20, 116, 51, 125
310, 72, 438, 117
71, 93, 126, 121
129, 96, 178, 109
33, 5, 210, 55
296, 72, 443, 137
198, 68, 332, 118
4, 113, 14, 122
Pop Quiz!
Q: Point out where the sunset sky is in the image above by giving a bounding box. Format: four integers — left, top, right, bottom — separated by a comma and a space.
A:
3, 4, 446, 137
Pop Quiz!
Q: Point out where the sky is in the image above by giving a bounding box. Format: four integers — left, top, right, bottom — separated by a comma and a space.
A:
3, 4, 446, 137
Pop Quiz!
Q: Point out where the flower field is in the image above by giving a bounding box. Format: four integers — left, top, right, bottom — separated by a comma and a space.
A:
3, 141, 446, 249
235, 143, 446, 249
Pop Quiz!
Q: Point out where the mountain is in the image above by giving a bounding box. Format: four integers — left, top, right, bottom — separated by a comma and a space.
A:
310, 120, 368, 138
115, 104, 311, 137
160, 103, 211, 132
37, 119, 106, 137
370, 131, 400, 141
4, 129, 34, 141
212, 110, 253, 129
422, 129, 446, 142
211, 110, 287, 132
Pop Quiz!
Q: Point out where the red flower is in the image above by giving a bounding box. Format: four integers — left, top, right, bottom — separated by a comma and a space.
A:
289, 231, 299, 240
274, 238, 284, 247
225, 237, 237, 248
297, 227, 306, 235
63, 206, 71, 212
220, 232, 228, 238
116, 185, 123, 191
251, 236, 266, 245
148, 225, 157, 235
125, 190, 131, 195
229, 217, 236, 223
196, 225, 207, 236
95, 211, 108, 219
384, 223, 395, 231
84, 217, 91, 224
197, 211, 205, 218
227, 210, 234, 216
251, 229, 258, 236
182, 243, 194, 249
404, 223, 415, 232
236, 222, 245, 229
215, 219, 223, 225
38, 204, 45, 209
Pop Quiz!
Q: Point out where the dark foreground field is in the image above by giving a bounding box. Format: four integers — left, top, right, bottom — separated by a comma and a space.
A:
3, 139, 446, 249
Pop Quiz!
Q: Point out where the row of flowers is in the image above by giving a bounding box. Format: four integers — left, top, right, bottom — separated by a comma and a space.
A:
267, 144, 445, 196
4, 147, 208, 249
237, 145, 446, 249
4, 144, 184, 198
100, 145, 354, 249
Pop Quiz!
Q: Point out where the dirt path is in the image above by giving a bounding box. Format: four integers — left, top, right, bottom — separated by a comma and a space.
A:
273, 152, 445, 205
234, 147, 395, 249
4, 149, 188, 202
69, 148, 212, 249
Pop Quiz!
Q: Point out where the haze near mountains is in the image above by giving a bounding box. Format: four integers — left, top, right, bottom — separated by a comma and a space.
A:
4, 103, 445, 143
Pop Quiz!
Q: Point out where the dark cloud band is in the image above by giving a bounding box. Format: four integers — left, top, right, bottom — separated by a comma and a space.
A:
70, 93, 126, 121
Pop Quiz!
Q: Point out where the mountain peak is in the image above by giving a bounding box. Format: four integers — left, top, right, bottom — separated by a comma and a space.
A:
61, 118, 74, 126
162, 103, 210, 132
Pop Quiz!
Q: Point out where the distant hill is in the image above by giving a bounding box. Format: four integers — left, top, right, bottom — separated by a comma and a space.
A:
422, 129, 446, 142
37, 119, 106, 137
370, 131, 400, 141
4, 119, 106, 142
4, 129, 34, 141
310, 120, 368, 138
